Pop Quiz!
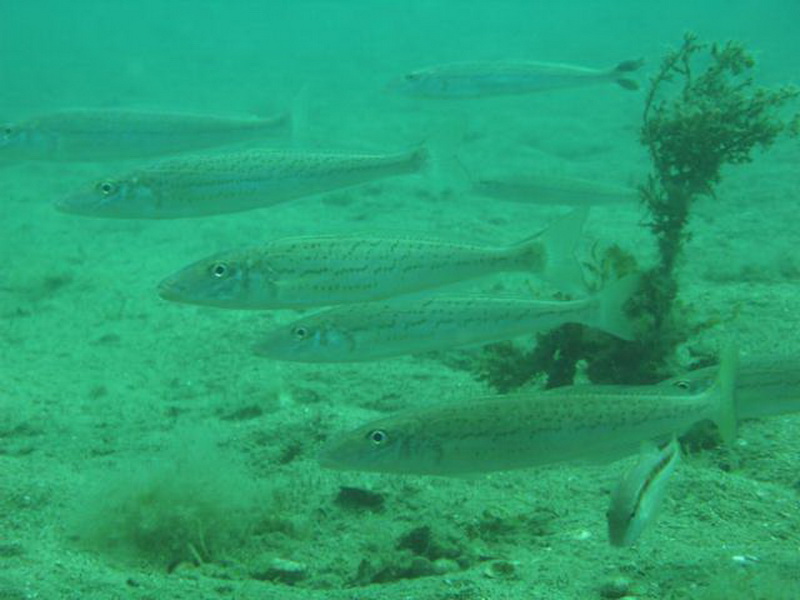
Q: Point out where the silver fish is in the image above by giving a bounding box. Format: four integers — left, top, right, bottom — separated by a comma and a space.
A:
54, 147, 426, 219
473, 171, 638, 206
391, 59, 643, 99
0, 108, 289, 162
157, 209, 588, 308
607, 437, 681, 547
661, 356, 800, 420
319, 349, 736, 475
254, 274, 639, 362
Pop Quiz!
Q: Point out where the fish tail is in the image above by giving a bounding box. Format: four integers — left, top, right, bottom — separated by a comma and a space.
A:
712, 345, 739, 444
614, 59, 645, 73
616, 78, 639, 91
595, 273, 641, 341
520, 207, 588, 294
612, 58, 644, 90
419, 117, 470, 191
409, 145, 430, 171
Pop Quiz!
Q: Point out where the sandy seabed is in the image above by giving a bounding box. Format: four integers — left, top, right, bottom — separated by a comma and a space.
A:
1, 85, 799, 600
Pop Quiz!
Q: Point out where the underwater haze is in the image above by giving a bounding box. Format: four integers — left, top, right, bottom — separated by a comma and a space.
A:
1, 1, 799, 599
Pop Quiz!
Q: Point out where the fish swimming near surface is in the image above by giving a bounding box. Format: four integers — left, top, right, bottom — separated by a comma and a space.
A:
0, 108, 290, 162
318, 348, 736, 475
473, 171, 638, 206
606, 437, 681, 547
54, 146, 427, 219
391, 58, 644, 99
157, 208, 588, 308
253, 274, 640, 362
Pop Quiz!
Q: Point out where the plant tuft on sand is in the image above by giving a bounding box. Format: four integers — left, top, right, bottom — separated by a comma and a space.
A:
69, 431, 263, 571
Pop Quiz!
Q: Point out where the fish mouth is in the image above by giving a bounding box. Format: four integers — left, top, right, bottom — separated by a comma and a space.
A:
315, 445, 339, 470
251, 339, 278, 358
156, 276, 186, 302
53, 193, 107, 216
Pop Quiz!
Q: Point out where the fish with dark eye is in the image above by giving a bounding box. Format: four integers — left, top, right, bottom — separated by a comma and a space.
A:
253, 274, 641, 362
606, 437, 681, 547
55, 146, 428, 219
659, 355, 800, 420
318, 349, 736, 475
390, 58, 644, 99
157, 209, 588, 308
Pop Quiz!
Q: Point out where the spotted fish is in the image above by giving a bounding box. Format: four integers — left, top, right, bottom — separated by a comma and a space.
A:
157, 209, 588, 308
319, 349, 736, 475
0, 108, 289, 162
254, 274, 639, 362
55, 146, 426, 218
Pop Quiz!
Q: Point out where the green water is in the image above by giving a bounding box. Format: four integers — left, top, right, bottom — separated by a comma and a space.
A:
1, 2, 798, 598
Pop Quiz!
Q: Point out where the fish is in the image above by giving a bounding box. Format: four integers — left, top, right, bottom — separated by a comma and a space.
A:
54, 147, 427, 219
606, 437, 681, 547
318, 348, 736, 475
157, 208, 588, 309
391, 59, 644, 99
0, 108, 290, 162
473, 171, 638, 206
253, 274, 640, 362
660, 356, 800, 420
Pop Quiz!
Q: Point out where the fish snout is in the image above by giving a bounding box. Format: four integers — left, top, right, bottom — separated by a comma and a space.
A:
156, 274, 187, 302
53, 193, 88, 214
53, 190, 109, 216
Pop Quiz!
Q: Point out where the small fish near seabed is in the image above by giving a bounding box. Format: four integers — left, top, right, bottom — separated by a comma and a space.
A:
157, 208, 588, 309
0, 108, 290, 162
318, 349, 736, 475
253, 274, 640, 362
54, 146, 427, 219
473, 171, 639, 207
390, 58, 644, 99
606, 437, 681, 547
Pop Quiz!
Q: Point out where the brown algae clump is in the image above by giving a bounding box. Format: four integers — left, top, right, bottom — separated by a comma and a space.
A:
475, 34, 798, 390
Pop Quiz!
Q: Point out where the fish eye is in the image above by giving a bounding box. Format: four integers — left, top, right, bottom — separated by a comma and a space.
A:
2, 126, 12, 137
96, 180, 117, 196
291, 325, 309, 340
367, 429, 388, 446
673, 380, 691, 391
405, 73, 419, 81
210, 262, 229, 279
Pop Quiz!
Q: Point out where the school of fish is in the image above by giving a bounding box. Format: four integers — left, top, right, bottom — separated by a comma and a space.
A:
12, 52, 791, 549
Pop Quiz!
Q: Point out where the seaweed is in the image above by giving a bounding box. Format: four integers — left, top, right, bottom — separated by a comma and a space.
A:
69, 433, 263, 571
476, 33, 798, 390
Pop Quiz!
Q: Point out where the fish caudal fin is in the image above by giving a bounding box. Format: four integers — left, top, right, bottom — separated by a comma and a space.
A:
712, 345, 739, 444
612, 58, 644, 91
614, 59, 645, 73
420, 117, 470, 192
532, 207, 589, 295
595, 273, 641, 341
